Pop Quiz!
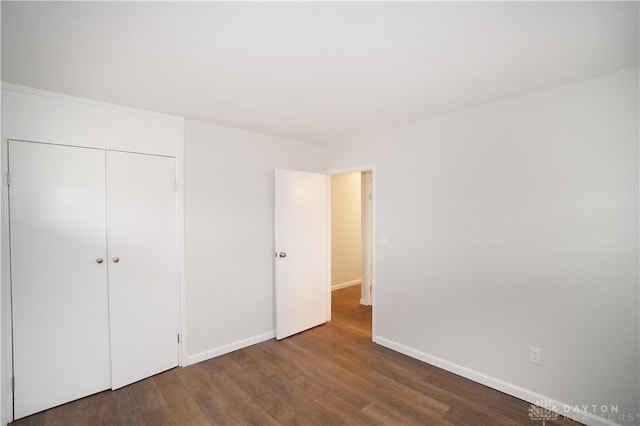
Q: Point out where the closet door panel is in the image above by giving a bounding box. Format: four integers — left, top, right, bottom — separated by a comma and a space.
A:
9, 141, 111, 419
106, 151, 178, 389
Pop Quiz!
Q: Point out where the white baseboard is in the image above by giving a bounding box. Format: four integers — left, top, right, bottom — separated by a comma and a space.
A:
359, 298, 370, 306
332, 279, 361, 291
374, 336, 622, 426
185, 331, 275, 366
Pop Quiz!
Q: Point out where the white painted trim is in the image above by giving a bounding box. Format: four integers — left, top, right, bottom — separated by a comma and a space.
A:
326, 164, 375, 176
375, 336, 624, 426
326, 176, 332, 323
331, 279, 361, 291
370, 167, 377, 340
0, 139, 13, 424
175, 121, 188, 367
359, 299, 368, 306
185, 331, 276, 366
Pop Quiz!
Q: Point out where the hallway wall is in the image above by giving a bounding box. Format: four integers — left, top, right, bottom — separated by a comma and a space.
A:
331, 172, 362, 289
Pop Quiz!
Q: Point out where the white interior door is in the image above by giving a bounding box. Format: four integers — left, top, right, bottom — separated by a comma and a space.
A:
106, 151, 178, 389
275, 169, 328, 340
9, 141, 111, 419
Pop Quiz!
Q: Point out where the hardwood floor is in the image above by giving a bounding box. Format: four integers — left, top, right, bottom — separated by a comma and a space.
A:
13, 285, 581, 425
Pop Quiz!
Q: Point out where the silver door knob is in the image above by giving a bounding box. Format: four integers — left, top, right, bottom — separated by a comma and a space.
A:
278, 252, 287, 258
113, 257, 120, 263
96, 258, 104, 264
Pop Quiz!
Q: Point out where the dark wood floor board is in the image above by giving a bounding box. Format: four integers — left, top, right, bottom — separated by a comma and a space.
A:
41, 404, 80, 426
369, 356, 536, 426
244, 341, 305, 382
77, 392, 128, 426
264, 336, 381, 410
290, 375, 329, 400
130, 377, 167, 415
312, 392, 381, 426
278, 351, 373, 410
279, 339, 447, 424
274, 330, 451, 421
191, 389, 240, 425
367, 343, 441, 373
201, 370, 252, 405
352, 347, 433, 383
361, 401, 423, 426
361, 355, 520, 420
141, 406, 178, 426
325, 313, 371, 340
254, 333, 384, 411
253, 391, 298, 425
107, 384, 147, 426
180, 362, 222, 395
224, 346, 255, 366
224, 367, 274, 400
330, 351, 450, 416
443, 404, 525, 426
383, 363, 493, 413
199, 371, 279, 426
421, 368, 582, 426
262, 375, 345, 426
54, 392, 99, 426
226, 400, 280, 426
303, 324, 373, 357
198, 352, 245, 378
370, 343, 445, 373
12, 284, 582, 426
361, 400, 448, 426
331, 318, 372, 339
151, 371, 211, 424
291, 326, 353, 354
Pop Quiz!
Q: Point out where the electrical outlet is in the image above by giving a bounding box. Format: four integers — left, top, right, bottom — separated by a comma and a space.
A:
529, 347, 542, 364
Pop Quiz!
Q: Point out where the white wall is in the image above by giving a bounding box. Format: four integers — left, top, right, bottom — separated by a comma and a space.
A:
327, 68, 639, 425
183, 119, 326, 364
331, 172, 362, 289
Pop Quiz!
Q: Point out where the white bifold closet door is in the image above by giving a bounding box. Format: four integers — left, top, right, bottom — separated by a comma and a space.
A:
106, 151, 178, 389
10, 141, 112, 419
9, 141, 178, 419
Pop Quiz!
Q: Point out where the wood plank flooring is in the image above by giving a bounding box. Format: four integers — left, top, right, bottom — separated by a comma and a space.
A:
13, 285, 581, 425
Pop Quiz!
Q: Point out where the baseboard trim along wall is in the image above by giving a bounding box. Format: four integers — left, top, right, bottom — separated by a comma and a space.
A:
374, 336, 621, 426
331, 279, 361, 291
186, 331, 276, 366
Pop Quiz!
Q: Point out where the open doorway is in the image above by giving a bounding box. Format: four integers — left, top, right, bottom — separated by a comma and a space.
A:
329, 169, 373, 333
274, 168, 373, 340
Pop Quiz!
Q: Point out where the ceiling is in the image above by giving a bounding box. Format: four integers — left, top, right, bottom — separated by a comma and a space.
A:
2, 1, 638, 145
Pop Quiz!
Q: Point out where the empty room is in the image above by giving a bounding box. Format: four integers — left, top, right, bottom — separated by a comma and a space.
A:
0, 1, 638, 425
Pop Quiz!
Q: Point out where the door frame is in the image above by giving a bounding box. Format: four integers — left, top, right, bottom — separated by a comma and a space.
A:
1, 139, 13, 425
326, 165, 376, 341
